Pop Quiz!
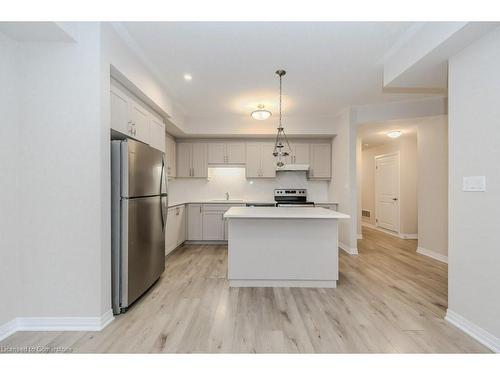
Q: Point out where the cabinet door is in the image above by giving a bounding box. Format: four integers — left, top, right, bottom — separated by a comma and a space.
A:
191, 143, 208, 178
245, 143, 261, 178
176, 143, 191, 178
226, 142, 245, 164
110, 87, 131, 135
149, 115, 165, 152
165, 207, 177, 255
207, 143, 226, 164
202, 211, 225, 240
187, 204, 203, 240
310, 143, 331, 179
165, 135, 176, 178
260, 143, 277, 178
130, 100, 150, 144
177, 205, 186, 245
293, 143, 310, 164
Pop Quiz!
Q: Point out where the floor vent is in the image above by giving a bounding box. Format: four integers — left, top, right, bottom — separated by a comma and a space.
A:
361, 209, 371, 218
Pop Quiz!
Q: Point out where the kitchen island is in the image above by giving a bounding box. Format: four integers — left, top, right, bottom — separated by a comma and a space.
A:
224, 207, 350, 288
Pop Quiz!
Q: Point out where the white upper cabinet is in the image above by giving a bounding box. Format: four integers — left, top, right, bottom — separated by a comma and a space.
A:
149, 114, 165, 152
110, 87, 131, 136
207, 143, 226, 164
208, 142, 245, 164
226, 143, 245, 164
129, 99, 150, 144
245, 142, 276, 178
176, 142, 192, 178
291, 143, 310, 164
165, 135, 176, 178
176, 142, 208, 178
110, 83, 169, 148
309, 143, 332, 179
245, 143, 262, 178
260, 143, 277, 178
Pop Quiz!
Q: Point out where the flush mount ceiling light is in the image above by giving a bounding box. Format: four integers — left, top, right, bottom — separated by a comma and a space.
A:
272, 69, 293, 168
387, 130, 402, 138
183, 73, 192, 81
251, 104, 272, 121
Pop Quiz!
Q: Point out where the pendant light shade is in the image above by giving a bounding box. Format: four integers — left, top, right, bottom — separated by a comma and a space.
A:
251, 105, 272, 120
273, 69, 293, 168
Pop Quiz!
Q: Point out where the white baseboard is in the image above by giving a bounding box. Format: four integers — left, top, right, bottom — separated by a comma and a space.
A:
0, 318, 18, 342
445, 309, 500, 353
417, 246, 448, 264
0, 309, 114, 342
362, 223, 417, 240
339, 242, 358, 255
400, 233, 418, 239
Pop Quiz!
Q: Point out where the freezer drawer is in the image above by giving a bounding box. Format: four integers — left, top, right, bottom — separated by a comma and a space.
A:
120, 195, 166, 310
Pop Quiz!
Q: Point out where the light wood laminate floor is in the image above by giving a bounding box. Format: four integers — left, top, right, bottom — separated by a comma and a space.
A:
0, 227, 489, 353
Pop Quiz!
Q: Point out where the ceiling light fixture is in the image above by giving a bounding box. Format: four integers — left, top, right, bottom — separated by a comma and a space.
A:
387, 130, 402, 138
251, 104, 272, 121
183, 73, 192, 81
273, 69, 293, 168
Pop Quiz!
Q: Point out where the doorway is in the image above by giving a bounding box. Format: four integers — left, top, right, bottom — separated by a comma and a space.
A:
374, 152, 400, 233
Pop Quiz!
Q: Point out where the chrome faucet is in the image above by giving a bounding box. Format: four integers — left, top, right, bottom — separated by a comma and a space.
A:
225, 192, 230, 201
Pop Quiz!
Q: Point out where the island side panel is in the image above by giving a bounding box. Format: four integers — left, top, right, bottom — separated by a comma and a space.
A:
227, 218, 338, 287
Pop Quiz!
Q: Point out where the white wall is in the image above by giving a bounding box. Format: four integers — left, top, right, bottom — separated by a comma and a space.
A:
14, 23, 107, 318
168, 168, 329, 204
447, 26, 500, 346
361, 135, 418, 235
0, 32, 21, 326
329, 109, 358, 252
101, 23, 186, 131
417, 116, 448, 257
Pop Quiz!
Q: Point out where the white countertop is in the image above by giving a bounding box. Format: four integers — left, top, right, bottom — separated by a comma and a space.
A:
224, 207, 350, 219
168, 200, 339, 208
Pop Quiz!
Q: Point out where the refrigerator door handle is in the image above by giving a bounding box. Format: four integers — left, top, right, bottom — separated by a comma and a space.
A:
160, 196, 165, 231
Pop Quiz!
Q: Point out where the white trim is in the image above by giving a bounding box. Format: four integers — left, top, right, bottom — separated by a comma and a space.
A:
362, 223, 417, 240
339, 242, 358, 255
357, 233, 363, 240
417, 246, 448, 263
0, 310, 114, 342
0, 318, 18, 342
229, 279, 337, 288
401, 233, 418, 239
445, 309, 499, 353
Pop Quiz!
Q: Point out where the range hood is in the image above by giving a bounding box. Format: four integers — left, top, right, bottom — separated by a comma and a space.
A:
276, 164, 310, 172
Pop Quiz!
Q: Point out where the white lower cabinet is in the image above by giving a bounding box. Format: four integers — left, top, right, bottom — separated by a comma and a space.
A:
201, 211, 225, 240
187, 204, 203, 240
187, 203, 244, 241
165, 204, 186, 255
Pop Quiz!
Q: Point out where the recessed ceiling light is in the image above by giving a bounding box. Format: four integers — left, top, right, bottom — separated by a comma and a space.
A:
183, 73, 192, 81
251, 104, 272, 121
387, 130, 402, 139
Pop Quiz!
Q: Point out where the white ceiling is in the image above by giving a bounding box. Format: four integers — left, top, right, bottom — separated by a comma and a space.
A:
358, 119, 420, 149
121, 22, 441, 119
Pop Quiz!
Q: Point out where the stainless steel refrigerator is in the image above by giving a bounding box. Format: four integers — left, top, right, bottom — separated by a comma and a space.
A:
111, 139, 167, 314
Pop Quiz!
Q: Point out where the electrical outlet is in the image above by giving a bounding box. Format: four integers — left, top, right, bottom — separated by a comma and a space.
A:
462, 176, 486, 192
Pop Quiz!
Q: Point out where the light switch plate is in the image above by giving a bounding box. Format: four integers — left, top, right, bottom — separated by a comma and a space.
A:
463, 176, 486, 192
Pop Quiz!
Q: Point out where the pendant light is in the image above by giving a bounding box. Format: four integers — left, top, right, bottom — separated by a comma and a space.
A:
273, 69, 293, 168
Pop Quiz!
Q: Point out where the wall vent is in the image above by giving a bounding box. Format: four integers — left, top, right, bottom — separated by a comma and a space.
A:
361, 209, 371, 218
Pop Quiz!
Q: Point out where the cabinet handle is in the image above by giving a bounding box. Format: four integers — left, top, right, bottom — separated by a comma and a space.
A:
199, 205, 202, 213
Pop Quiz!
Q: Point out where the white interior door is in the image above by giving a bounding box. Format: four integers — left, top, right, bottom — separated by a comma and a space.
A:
375, 153, 400, 232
